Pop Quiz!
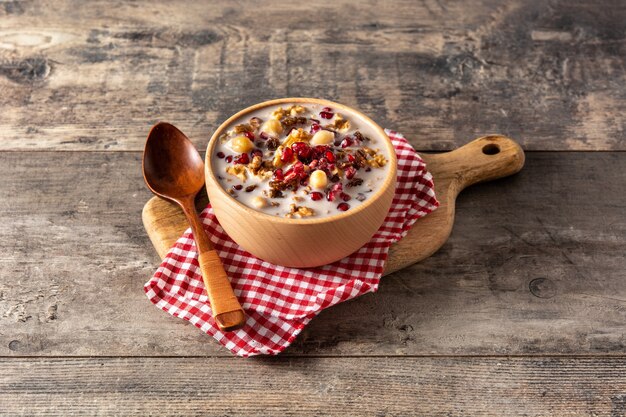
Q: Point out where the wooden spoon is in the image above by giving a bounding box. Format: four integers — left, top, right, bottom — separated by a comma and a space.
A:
142, 122, 245, 332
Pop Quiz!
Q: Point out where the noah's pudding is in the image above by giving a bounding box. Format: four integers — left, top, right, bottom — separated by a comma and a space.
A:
211, 103, 391, 218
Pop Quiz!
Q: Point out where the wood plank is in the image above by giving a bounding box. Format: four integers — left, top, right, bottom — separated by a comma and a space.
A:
0, 151, 624, 356
1, 0, 624, 151
2, 357, 626, 416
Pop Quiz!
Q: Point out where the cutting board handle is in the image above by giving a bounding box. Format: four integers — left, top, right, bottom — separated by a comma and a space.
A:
427, 135, 525, 194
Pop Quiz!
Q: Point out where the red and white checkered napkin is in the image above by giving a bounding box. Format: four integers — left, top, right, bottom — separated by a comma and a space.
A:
144, 130, 439, 357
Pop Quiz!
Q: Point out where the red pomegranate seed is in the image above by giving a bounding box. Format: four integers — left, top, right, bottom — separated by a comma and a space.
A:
340, 137, 353, 148
310, 123, 321, 134
244, 131, 255, 140
235, 153, 249, 164
347, 154, 355, 162
310, 192, 323, 201
345, 166, 356, 179
326, 191, 336, 202
341, 192, 351, 201
281, 147, 294, 162
331, 183, 343, 192
319, 111, 334, 119
225, 155, 233, 163
337, 202, 350, 211
309, 159, 318, 169
292, 142, 312, 159
274, 168, 284, 180
325, 151, 335, 162
233, 184, 243, 191
217, 152, 225, 159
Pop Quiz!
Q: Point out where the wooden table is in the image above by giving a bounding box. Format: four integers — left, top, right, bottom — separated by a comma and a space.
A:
1, 0, 625, 415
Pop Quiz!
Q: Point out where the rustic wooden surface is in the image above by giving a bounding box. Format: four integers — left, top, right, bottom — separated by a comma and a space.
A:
1, 0, 625, 415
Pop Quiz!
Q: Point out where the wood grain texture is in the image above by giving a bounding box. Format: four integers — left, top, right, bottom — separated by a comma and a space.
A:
2, 357, 626, 416
0, 151, 624, 356
0, 0, 624, 151
144, 135, 525, 273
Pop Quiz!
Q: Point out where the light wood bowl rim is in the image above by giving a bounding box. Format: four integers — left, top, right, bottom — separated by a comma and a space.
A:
205, 97, 398, 225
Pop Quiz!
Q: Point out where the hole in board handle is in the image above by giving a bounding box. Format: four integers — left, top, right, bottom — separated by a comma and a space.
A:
482, 143, 500, 155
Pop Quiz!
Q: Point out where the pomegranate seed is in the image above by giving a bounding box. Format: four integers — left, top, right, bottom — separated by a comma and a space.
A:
341, 192, 351, 201
340, 137, 353, 148
217, 152, 225, 159
284, 171, 297, 182
274, 168, 284, 180
325, 151, 335, 162
326, 191, 336, 202
345, 166, 356, 179
292, 142, 312, 159
235, 153, 249, 164
225, 155, 233, 163
281, 146, 294, 162
233, 184, 243, 191
310, 192, 323, 201
319, 111, 334, 119
309, 159, 318, 169
259, 132, 269, 140
347, 154, 355, 163
356, 193, 366, 201
244, 131, 255, 140
337, 202, 350, 211
331, 183, 343, 192
310, 124, 321, 134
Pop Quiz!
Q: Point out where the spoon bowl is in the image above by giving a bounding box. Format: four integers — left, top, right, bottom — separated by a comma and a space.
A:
143, 123, 205, 200
143, 122, 246, 332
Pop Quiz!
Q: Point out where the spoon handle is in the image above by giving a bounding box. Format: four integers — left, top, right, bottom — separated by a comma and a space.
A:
181, 200, 246, 332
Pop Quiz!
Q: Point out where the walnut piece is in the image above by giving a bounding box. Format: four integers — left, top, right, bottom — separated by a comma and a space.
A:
367, 154, 388, 168
325, 113, 350, 132
225, 164, 247, 182
285, 203, 315, 218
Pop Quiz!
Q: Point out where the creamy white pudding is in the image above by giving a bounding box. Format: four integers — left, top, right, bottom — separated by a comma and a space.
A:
211, 103, 391, 218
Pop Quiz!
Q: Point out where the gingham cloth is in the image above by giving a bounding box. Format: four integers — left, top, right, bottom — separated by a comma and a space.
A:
144, 130, 439, 356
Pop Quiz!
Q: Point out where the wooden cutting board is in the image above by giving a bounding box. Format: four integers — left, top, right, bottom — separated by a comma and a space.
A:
142, 135, 525, 275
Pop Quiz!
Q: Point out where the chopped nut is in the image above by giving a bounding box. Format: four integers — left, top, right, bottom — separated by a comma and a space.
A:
270, 201, 280, 207
271, 107, 287, 120
362, 146, 377, 156
282, 128, 311, 148
280, 116, 307, 131
231, 123, 253, 134
268, 189, 284, 198
292, 196, 304, 202
285, 203, 315, 218
367, 154, 387, 168
287, 104, 307, 116
249, 117, 263, 130
225, 164, 247, 182
218, 133, 229, 144
249, 155, 262, 172
325, 113, 350, 132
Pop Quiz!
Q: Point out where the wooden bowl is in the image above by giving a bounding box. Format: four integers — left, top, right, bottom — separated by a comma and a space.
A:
205, 98, 397, 267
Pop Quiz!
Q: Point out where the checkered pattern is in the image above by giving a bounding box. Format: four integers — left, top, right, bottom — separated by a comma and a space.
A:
144, 130, 439, 356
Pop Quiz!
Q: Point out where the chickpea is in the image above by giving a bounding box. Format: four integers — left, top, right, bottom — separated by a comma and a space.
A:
309, 169, 328, 189
310, 130, 334, 145
251, 196, 267, 209
261, 119, 283, 136
230, 135, 254, 153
